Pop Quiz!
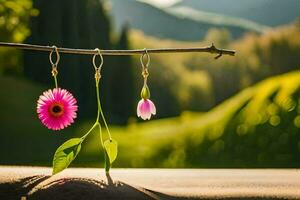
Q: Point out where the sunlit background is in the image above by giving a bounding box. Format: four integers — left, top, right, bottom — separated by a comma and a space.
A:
0, 0, 300, 168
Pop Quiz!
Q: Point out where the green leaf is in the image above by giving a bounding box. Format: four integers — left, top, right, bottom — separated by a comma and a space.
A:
104, 139, 118, 164
52, 138, 82, 175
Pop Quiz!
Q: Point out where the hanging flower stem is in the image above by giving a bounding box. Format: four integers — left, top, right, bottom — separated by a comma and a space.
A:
79, 76, 116, 174
80, 80, 111, 142
98, 123, 103, 147
51, 49, 117, 175
51, 64, 58, 88
137, 51, 156, 120
53, 75, 58, 88
96, 83, 112, 141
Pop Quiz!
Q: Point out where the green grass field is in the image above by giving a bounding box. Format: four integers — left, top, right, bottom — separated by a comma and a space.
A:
76, 70, 300, 168
0, 71, 299, 168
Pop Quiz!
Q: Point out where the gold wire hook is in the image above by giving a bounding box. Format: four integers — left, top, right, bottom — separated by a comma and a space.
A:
49, 45, 60, 67
93, 48, 103, 71
93, 48, 103, 82
140, 48, 150, 79
140, 48, 150, 69
49, 45, 60, 77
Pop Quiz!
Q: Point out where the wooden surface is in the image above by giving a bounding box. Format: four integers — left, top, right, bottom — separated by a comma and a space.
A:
1, 166, 300, 199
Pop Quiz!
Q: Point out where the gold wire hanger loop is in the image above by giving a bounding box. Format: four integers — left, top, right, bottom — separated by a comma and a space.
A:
140, 48, 150, 69
140, 48, 150, 79
93, 48, 103, 82
49, 45, 60, 67
93, 48, 104, 72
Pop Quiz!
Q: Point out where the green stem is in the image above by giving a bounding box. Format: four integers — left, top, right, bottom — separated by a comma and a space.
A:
98, 123, 104, 147
96, 82, 101, 122
80, 80, 112, 144
95, 83, 112, 141
81, 122, 98, 140
54, 76, 58, 88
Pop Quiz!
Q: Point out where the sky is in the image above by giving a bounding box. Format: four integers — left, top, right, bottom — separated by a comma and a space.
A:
138, 0, 182, 8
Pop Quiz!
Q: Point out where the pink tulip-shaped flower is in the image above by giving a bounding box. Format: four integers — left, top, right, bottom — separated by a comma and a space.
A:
37, 88, 78, 130
137, 99, 156, 120
137, 85, 156, 120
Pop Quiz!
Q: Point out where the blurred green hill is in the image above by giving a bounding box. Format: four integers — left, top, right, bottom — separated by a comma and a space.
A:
79, 70, 300, 168
1, 71, 298, 167
126, 21, 300, 117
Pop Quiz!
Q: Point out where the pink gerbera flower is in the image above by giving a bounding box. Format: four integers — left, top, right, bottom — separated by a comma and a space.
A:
37, 88, 78, 130
137, 99, 156, 120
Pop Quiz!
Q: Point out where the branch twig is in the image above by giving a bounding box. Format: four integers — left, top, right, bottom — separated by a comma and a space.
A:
0, 42, 235, 58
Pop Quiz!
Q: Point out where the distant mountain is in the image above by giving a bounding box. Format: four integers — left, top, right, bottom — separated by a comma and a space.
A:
108, 0, 300, 41
108, 0, 268, 41
173, 0, 300, 27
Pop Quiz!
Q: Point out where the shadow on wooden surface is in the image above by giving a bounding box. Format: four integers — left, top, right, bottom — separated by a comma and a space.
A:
0, 175, 295, 200
0, 175, 50, 200
1, 167, 300, 200
0, 175, 169, 200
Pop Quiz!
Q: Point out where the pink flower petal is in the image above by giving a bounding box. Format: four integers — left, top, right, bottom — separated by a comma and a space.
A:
137, 99, 143, 117
36, 88, 78, 130
148, 99, 156, 115
136, 99, 156, 120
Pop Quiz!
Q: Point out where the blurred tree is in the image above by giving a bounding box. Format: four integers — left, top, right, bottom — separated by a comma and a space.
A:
204, 28, 232, 48
109, 24, 135, 124
255, 23, 300, 75
0, 0, 37, 75
23, 0, 114, 119
187, 22, 300, 105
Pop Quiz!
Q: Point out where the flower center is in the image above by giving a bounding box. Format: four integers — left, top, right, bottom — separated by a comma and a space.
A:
49, 103, 64, 117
